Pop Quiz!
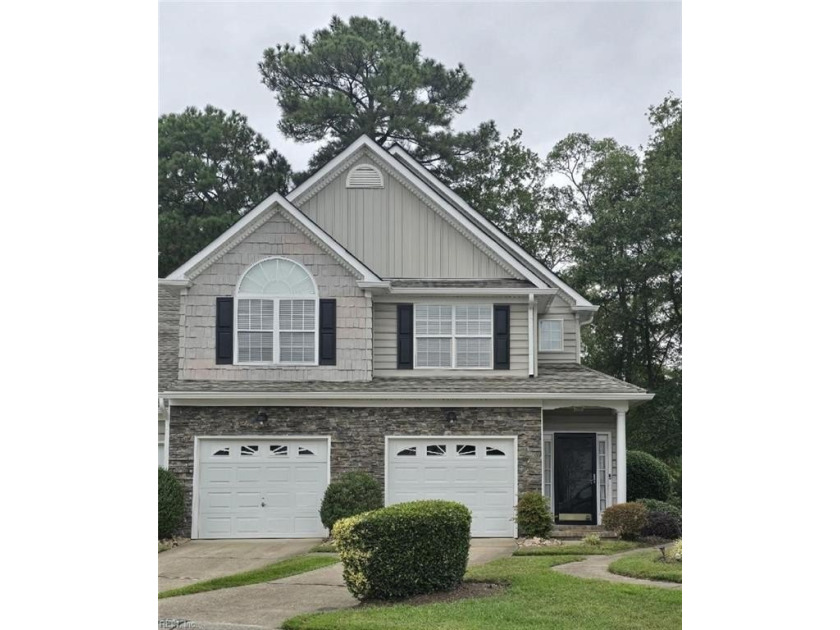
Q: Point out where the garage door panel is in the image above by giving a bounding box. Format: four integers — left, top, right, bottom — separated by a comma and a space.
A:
423, 466, 450, 482
234, 492, 262, 509
264, 465, 292, 483
203, 517, 232, 536
235, 466, 262, 484
484, 490, 514, 508
202, 491, 233, 509
203, 466, 235, 484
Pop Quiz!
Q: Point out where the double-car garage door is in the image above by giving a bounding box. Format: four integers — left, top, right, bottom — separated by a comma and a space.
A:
194, 436, 517, 539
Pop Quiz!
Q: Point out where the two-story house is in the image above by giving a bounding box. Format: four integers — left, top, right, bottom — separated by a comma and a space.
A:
158, 135, 652, 539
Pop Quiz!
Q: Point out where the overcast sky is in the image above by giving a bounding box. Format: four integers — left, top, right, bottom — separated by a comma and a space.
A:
159, 1, 681, 171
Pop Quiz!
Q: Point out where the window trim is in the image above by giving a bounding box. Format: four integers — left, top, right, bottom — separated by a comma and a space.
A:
538, 317, 564, 353
233, 257, 320, 366
413, 302, 494, 370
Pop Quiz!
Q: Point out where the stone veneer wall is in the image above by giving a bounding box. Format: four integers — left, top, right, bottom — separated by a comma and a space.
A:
169, 406, 542, 535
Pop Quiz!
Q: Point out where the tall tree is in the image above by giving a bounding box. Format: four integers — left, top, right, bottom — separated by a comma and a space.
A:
158, 105, 292, 277
258, 15, 496, 181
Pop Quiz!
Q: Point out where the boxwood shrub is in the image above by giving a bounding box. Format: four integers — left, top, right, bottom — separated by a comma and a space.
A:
158, 467, 185, 540
602, 502, 648, 540
514, 491, 553, 538
637, 498, 681, 523
333, 500, 471, 600
641, 510, 682, 540
319, 471, 383, 533
627, 450, 672, 502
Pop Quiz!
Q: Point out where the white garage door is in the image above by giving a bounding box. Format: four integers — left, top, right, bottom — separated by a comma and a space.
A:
196, 437, 329, 539
386, 437, 517, 537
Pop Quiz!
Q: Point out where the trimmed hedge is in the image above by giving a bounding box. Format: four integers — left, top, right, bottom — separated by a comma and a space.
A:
627, 450, 672, 502
602, 502, 648, 540
637, 498, 681, 523
641, 510, 682, 540
333, 500, 471, 600
319, 471, 383, 532
159, 467, 185, 540
514, 491, 553, 538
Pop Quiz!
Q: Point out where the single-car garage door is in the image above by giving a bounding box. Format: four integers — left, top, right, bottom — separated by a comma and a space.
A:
196, 437, 329, 539
386, 437, 517, 537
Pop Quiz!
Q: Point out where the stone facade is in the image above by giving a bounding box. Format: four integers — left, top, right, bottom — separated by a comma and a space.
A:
180, 211, 373, 382
169, 405, 542, 535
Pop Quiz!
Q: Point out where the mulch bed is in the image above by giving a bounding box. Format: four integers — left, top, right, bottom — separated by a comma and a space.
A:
363, 582, 506, 607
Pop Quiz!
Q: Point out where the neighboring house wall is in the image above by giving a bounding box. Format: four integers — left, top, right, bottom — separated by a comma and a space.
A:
179, 212, 373, 381
537, 297, 579, 364
168, 405, 542, 535
372, 300, 531, 376
543, 409, 617, 507
296, 155, 514, 279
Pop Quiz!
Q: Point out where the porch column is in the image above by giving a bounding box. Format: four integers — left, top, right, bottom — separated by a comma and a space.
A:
616, 409, 627, 503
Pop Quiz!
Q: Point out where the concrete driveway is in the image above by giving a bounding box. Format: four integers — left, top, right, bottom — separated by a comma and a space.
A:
158, 538, 515, 630
158, 539, 319, 592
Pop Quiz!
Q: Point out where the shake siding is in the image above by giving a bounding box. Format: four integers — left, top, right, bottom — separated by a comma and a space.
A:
537, 297, 579, 364
298, 162, 512, 279
372, 301, 530, 376
180, 212, 372, 382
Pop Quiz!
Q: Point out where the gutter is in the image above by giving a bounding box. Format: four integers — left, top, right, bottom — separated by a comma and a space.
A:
162, 390, 655, 402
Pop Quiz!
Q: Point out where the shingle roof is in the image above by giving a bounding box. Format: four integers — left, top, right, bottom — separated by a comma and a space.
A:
158, 284, 180, 392
162, 364, 647, 397
388, 279, 536, 288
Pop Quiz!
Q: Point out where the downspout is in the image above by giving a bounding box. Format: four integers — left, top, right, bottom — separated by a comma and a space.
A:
528, 293, 535, 377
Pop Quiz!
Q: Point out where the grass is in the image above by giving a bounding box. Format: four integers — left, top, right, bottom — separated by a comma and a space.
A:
310, 541, 337, 553
282, 555, 682, 630
158, 554, 340, 599
609, 551, 682, 584
513, 541, 640, 556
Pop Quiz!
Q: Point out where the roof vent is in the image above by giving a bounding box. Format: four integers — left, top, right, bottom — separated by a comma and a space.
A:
346, 164, 384, 189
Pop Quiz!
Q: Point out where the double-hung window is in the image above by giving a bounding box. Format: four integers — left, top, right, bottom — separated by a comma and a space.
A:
415, 304, 492, 369
235, 257, 318, 365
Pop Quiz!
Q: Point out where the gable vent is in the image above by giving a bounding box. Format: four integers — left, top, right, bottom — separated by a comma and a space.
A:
346, 164, 384, 189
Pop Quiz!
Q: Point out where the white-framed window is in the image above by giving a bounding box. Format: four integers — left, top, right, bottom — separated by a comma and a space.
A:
539, 318, 564, 352
235, 257, 319, 365
415, 304, 493, 369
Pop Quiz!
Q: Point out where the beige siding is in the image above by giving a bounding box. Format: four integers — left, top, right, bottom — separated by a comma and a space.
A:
180, 212, 372, 381
543, 410, 618, 507
372, 300, 529, 376
298, 160, 513, 279
537, 297, 579, 364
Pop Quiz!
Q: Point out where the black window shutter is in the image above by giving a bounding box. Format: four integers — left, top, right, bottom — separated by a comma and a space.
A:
397, 304, 414, 369
216, 297, 234, 365
493, 305, 510, 370
319, 299, 337, 366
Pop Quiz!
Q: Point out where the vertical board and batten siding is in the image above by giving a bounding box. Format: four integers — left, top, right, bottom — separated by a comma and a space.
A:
372, 301, 530, 376
297, 161, 513, 279
179, 212, 372, 382
537, 297, 579, 364
543, 411, 618, 507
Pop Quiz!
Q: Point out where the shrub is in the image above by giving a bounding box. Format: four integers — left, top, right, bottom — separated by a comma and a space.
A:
641, 510, 682, 540
582, 533, 602, 546
602, 502, 648, 540
627, 450, 672, 502
514, 491, 553, 538
319, 471, 383, 532
333, 500, 471, 600
638, 498, 682, 523
158, 467, 185, 540
666, 538, 682, 562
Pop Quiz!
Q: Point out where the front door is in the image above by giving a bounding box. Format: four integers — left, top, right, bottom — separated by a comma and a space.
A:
554, 433, 597, 524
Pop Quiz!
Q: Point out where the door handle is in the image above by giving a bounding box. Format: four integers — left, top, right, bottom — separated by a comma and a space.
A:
261, 501, 266, 507
591, 474, 596, 485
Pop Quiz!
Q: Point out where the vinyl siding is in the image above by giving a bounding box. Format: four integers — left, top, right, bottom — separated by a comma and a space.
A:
537, 297, 579, 364
372, 300, 530, 376
297, 158, 513, 279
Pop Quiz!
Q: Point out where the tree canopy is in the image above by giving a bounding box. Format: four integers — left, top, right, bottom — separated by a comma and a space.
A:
259, 15, 496, 181
158, 105, 292, 277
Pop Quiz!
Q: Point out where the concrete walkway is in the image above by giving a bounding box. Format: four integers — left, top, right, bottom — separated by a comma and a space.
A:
158, 538, 516, 630
158, 539, 320, 592
552, 546, 682, 590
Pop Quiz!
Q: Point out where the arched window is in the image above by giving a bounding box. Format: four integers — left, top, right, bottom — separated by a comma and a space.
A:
235, 257, 318, 365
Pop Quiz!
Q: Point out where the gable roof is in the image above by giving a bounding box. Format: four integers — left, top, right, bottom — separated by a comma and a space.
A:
388, 144, 594, 309
287, 135, 554, 289
165, 193, 383, 284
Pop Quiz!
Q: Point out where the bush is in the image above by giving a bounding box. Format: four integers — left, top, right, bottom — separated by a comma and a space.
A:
627, 450, 672, 502
641, 510, 682, 540
666, 538, 682, 562
514, 491, 553, 538
637, 498, 681, 523
602, 502, 648, 540
319, 471, 383, 532
333, 500, 471, 600
159, 467, 185, 540
582, 533, 602, 546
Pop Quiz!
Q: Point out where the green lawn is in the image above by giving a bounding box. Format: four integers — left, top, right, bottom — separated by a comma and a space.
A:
310, 541, 337, 553
159, 554, 340, 599
609, 551, 682, 584
283, 556, 682, 630
513, 541, 640, 556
